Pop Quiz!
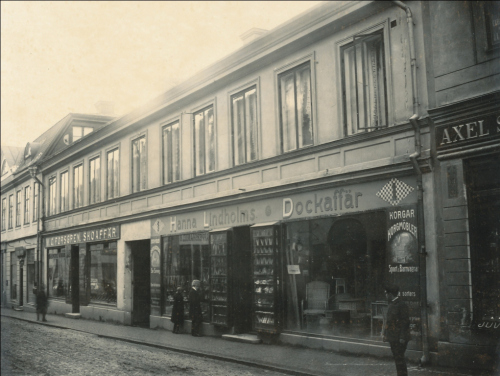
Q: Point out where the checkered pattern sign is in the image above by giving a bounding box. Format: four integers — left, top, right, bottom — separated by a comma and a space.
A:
376, 178, 414, 206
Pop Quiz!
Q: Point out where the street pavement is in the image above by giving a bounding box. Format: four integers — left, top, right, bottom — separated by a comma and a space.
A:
0, 307, 495, 376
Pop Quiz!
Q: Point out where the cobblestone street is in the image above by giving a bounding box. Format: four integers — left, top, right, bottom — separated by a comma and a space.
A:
1, 317, 287, 376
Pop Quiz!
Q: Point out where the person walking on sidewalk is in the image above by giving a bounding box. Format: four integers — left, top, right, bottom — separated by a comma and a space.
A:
189, 280, 203, 337
383, 284, 411, 376
36, 284, 48, 322
171, 287, 185, 334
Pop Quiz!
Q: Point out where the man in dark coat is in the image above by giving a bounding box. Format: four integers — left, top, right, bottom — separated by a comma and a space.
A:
189, 280, 203, 337
383, 284, 411, 376
36, 284, 48, 322
171, 287, 185, 334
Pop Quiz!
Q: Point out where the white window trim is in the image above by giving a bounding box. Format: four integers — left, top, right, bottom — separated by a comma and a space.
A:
190, 98, 218, 176
105, 143, 121, 200
274, 52, 318, 154
160, 115, 183, 185
59, 169, 69, 213
71, 160, 85, 209
335, 19, 393, 137
130, 131, 148, 193
227, 77, 262, 166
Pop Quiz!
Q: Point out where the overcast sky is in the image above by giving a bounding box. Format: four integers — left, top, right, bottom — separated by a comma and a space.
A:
1, 1, 322, 147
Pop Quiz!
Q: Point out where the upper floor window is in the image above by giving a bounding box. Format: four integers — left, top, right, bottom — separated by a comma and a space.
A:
231, 86, 258, 166
60, 171, 69, 212
485, 2, 500, 49
132, 136, 147, 193
8, 195, 14, 228
16, 190, 22, 227
162, 122, 180, 184
107, 149, 119, 199
341, 31, 388, 136
278, 62, 313, 153
1, 198, 6, 231
73, 126, 93, 142
33, 182, 39, 222
194, 106, 215, 176
89, 156, 101, 204
24, 186, 31, 225
48, 177, 57, 216
73, 164, 84, 209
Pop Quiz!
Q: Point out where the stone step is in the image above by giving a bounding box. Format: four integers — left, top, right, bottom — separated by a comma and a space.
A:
221, 333, 262, 344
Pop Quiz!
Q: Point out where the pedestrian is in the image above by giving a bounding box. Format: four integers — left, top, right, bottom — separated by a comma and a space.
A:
171, 287, 185, 334
382, 283, 411, 376
36, 284, 48, 322
189, 280, 203, 337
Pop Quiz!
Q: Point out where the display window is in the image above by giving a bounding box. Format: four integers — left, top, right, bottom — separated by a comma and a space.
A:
162, 233, 210, 321
283, 212, 388, 339
47, 248, 68, 299
89, 242, 117, 304
26, 249, 36, 303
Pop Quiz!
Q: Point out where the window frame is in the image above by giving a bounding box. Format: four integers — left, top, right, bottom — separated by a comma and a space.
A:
1, 197, 6, 231
24, 185, 31, 225
48, 176, 57, 216
89, 154, 101, 205
131, 133, 148, 193
336, 21, 393, 137
274, 53, 317, 154
192, 100, 217, 177
73, 163, 84, 209
59, 170, 69, 213
33, 182, 39, 222
15, 190, 22, 227
8, 194, 14, 229
106, 146, 120, 200
228, 79, 261, 166
161, 118, 182, 185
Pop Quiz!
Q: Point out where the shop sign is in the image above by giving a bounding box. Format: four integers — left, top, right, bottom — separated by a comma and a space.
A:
436, 113, 500, 150
287, 265, 300, 274
45, 225, 120, 247
179, 232, 209, 245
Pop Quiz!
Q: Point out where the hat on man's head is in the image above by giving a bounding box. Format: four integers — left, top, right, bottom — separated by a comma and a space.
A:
383, 283, 400, 296
192, 280, 200, 286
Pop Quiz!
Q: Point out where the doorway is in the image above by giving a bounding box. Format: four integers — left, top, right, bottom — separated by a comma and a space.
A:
70, 245, 80, 313
232, 226, 252, 334
131, 240, 151, 326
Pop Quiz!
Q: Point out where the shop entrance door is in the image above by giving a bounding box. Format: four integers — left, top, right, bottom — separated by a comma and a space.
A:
70, 245, 80, 313
232, 226, 252, 334
131, 240, 151, 326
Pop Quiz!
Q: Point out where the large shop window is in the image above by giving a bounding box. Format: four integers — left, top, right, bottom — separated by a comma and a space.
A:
60, 171, 69, 212
341, 31, 388, 136
48, 177, 56, 216
162, 121, 181, 184
231, 86, 258, 166
89, 242, 117, 304
107, 148, 119, 199
194, 106, 215, 176
26, 249, 36, 303
89, 156, 101, 205
283, 213, 388, 339
466, 155, 500, 329
73, 165, 84, 209
24, 186, 30, 224
278, 62, 313, 153
132, 136, 147, 193
47, 248, 69, 299
162, 234, 210, 320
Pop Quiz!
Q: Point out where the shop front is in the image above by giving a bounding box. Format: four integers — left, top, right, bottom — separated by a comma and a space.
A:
150, 174, 424, 354
432, 94, 500, 370
44, 225, 120, 319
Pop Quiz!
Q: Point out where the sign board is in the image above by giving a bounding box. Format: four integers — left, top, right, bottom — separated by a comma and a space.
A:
287, 265, 301, 274
45, 225, 120, 247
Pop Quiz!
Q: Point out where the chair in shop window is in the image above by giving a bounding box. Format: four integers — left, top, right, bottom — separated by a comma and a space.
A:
301, 281, 332, 328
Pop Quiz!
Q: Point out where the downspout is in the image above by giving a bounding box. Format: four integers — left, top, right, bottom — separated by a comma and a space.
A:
392, 1, 431, 366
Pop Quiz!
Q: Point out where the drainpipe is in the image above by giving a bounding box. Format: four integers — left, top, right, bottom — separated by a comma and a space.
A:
393, 1, 431, 366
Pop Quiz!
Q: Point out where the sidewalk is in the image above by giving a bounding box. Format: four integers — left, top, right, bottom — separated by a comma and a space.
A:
0, 307, 493, 376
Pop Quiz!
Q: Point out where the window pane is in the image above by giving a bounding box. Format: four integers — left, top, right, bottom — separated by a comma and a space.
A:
24, 186, 30, 224
73, 127, 83, 141
49, 179, 56, 216
33, 183, 39, 222
9, 195, 14, 228
194, 111, 206, 176
16, 191, 21, 226
113, 150, 119, 198
74, 165, 83, 208
90, 157, 100, 204
90, 244, 117, 304
163, 122, 180, 184
60, 172, 68, 212
140, 138, 147, 190
205, 108, 215, 173
232, 95, 245, 166
245, 88, 258, 162
47, 249, 68, 299
172, 123, 180, 182
2, 198, 6, 231
296, 66, 313, 148
280, 73, 297, 152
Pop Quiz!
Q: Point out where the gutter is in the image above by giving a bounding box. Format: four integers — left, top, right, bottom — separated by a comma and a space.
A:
393, 0, 431, 366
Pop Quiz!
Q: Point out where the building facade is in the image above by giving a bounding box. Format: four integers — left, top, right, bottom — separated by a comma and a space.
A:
2, 1, 498, 371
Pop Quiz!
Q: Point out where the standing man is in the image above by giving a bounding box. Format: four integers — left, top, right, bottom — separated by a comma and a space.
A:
36, 284, 48, 322
383, 284, 411, 376
189, 280, 203, 337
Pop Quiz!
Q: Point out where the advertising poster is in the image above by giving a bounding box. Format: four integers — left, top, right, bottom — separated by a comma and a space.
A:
150, 237, 161, 312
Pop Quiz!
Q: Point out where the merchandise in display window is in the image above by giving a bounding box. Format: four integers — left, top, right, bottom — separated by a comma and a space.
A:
283, 212, 389, 340
47, 248, 68, 299
209, 231, 231, 327
89, 242, 117, 304
162, 233, 210, 321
